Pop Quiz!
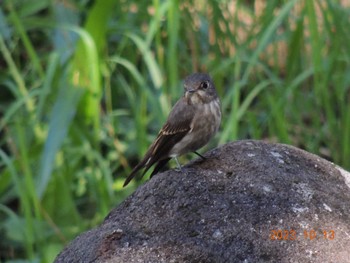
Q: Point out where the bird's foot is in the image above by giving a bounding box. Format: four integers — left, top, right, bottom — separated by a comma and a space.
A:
175, 166, 189, 176
174, 166, 183, 173
174, 157, 188, 175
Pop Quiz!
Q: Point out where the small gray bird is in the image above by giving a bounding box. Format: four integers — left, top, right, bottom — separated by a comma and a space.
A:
123, 73, 221, 187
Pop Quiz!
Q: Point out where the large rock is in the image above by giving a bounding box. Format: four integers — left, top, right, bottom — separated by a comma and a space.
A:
55, 140, 350, 263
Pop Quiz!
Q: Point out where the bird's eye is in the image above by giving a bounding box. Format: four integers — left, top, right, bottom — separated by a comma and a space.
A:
200, 81, 209, 89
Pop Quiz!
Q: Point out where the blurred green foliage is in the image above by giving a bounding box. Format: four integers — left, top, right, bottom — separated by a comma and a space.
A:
0, 0, 349, 262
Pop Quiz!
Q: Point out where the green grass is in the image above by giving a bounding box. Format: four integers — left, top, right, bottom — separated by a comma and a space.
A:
1, 0, 350, 262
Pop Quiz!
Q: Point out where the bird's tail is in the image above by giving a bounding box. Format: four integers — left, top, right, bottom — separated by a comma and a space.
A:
150, 158, 171, 178
123, 160, 147, 187
123, 155, 172, 187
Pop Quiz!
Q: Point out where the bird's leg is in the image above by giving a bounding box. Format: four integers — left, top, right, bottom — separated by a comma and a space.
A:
193, 151, 206, 160
174, 157, 183, 173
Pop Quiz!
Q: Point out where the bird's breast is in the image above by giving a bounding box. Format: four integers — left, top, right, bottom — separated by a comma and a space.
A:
191, 98, 221, 135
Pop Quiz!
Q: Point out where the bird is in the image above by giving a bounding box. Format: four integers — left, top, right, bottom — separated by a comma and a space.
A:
123, 73, 221, 187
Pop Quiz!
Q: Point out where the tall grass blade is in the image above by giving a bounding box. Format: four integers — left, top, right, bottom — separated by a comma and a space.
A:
36, 73, 83, 198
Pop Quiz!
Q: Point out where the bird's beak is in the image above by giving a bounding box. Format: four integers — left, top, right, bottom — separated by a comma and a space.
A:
185, 89, 195, 99
186, 89, 196, 97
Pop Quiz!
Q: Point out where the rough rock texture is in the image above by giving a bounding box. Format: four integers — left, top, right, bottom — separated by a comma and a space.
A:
55, 140, 350, 263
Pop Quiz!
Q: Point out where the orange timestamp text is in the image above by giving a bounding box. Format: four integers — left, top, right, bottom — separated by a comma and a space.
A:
270, 229, 335, 241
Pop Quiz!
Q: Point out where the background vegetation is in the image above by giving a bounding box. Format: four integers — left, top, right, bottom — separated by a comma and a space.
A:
0, 0, 349, 262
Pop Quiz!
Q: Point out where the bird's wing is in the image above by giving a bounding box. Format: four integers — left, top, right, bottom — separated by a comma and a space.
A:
123, 99, 195, 187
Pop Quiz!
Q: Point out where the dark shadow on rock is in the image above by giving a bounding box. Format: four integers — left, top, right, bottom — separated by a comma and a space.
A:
55, 140, 350, 263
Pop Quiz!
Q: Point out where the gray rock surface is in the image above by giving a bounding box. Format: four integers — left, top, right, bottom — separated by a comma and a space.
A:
55, 140, 350, 263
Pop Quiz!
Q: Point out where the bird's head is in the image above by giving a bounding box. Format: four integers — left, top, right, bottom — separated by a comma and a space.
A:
183, 73, 218, 104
